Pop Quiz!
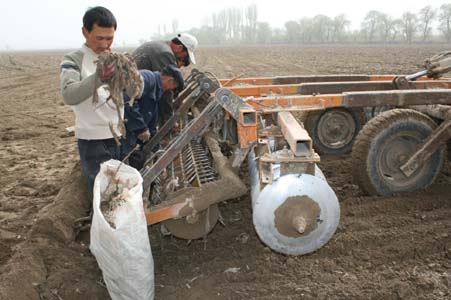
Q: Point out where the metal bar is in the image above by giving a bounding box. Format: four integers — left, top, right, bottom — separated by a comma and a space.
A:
178, 152, 185, 188
140, 100, 222, 187
187, 142, 202, 187
343, 89, 451, 107
219, 74, 448, 87
223, 79, 451, 98
260, 153, 320, 164
237, 122, 258, 148
245, 94, 343, 112
411, 81, 451, 89
144, 130, 247, 225
172, 80, 199, 110
239, 89, 451, 113
299, 81, 394, 94
215, 88, 256, 122
145, 202, 187, 225
258, 126, 283, 138
400, 118, 451, 177
172, 69, 205, 109
145, 178, 241, 224
272, 75, 374, 84
142, 86, 201, 155
228, 84, 300, 97
278, 112, 313, 156
406, 70, 429, 81
219, 75, 375, 86
219, 77, 274, 86
143, 75, 219, 155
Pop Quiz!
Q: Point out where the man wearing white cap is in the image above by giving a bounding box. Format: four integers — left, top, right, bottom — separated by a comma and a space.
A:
133, 33, 198, 70
132, 33, 198, 126
177, 33, 197, 65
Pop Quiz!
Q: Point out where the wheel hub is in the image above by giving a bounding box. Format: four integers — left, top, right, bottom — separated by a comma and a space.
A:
317, 110, 356, 149
379, 130, 428, 187
274, 195, 320, 238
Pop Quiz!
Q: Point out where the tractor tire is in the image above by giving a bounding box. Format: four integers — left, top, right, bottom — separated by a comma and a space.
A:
304, 107, 365, 155
352, 109, 445, 196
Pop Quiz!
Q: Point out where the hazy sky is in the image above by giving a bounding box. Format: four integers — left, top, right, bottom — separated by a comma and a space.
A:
0, 0, 448, 50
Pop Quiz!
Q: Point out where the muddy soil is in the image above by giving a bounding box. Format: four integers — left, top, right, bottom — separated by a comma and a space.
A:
1, 45, 450, 300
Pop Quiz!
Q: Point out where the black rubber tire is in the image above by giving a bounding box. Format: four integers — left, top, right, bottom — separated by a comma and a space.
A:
352, 108, 445, 196
304, 107, 365, 155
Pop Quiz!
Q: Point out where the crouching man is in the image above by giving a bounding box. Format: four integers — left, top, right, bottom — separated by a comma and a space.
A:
122, 65, 184, 169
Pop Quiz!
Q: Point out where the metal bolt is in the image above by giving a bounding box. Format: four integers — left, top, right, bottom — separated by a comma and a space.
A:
292, 216, 307, 234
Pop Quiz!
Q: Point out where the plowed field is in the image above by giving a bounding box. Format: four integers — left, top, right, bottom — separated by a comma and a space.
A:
1, 45, 450, 300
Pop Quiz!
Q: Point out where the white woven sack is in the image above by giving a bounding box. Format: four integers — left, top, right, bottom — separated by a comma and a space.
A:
90, 159, 154, 300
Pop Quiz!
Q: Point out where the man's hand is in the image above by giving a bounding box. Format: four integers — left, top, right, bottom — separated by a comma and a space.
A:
137, 129, 151, 142
97, 61, 116, 82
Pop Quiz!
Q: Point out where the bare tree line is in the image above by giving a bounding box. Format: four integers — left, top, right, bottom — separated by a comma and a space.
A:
149, 3, 451, 45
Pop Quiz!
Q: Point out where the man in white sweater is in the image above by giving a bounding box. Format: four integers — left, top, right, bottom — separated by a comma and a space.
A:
60, 6, 120, 195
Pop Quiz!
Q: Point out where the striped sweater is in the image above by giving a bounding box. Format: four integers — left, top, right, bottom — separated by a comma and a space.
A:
60, 44, 122, 140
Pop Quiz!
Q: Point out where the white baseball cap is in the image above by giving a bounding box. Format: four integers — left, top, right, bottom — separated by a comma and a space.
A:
177, 33, 198, 64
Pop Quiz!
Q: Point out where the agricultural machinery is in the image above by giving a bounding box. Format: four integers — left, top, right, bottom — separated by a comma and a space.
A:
138, 51, 451, 255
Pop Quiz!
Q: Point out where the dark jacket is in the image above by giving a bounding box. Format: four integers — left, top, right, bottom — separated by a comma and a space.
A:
133, 41, 177, 125
122, 70, 163, 154
133, 41, 177, 72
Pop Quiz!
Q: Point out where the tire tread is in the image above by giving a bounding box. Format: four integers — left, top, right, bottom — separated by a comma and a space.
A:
351, 108, 439, 195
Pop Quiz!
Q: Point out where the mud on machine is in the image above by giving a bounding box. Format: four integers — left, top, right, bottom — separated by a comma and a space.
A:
139, 51, 451, 255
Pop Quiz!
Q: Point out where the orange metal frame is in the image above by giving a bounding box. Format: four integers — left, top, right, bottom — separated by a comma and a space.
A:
230, 82, 451, 148
244, 94, 344, 112
145, 202, 186, 225
228, 84, 299, 97
219, 75, 448, 87
219, 75, 399, 86
144, 74, 451, 225
225, 79, 451, 98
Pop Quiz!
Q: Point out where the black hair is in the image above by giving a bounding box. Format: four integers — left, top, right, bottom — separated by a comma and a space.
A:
171, 35, 183, 45
171, 35, 190, 66
183, 55, 190, 66
162, 65, 184, 92
83, 6, 117, 32
161, 69, 171, 76
171, 35, 188, 51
